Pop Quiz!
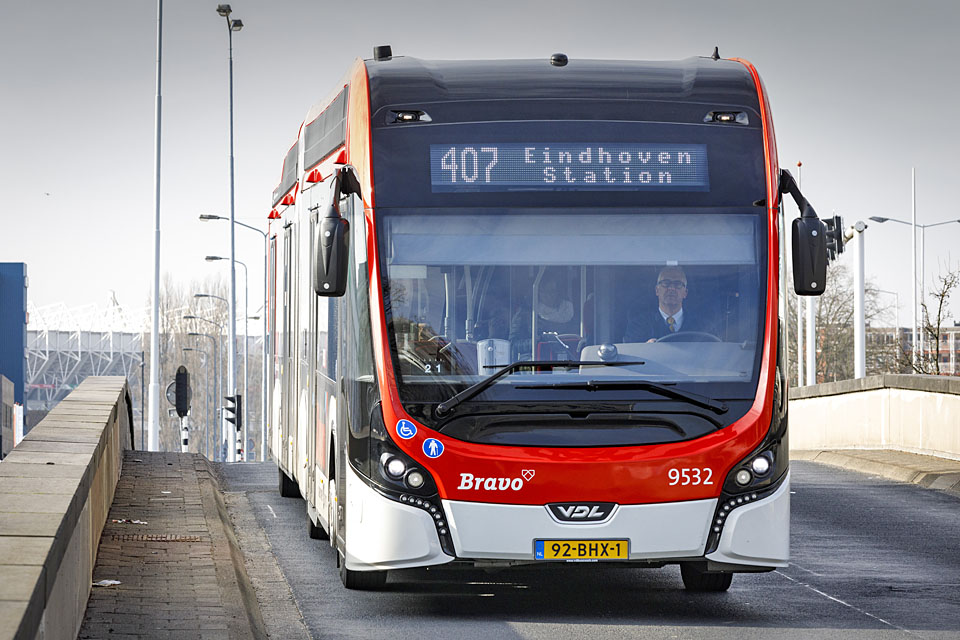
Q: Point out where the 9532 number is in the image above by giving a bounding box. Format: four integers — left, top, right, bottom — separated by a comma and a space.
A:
668, 467, 714, 486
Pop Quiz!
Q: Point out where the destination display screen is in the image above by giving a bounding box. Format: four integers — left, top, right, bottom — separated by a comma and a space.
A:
429, 143, 709, 192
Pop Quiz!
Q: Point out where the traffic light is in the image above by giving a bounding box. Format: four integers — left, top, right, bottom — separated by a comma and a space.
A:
824, 214, 845, 262
175, 366, 190, 418
224, 394, 242, 431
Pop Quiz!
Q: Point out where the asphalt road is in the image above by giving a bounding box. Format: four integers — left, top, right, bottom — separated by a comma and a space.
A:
219, 461, 960, 639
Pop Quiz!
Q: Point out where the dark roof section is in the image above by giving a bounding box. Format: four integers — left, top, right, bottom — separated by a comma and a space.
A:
365, 56, 761, 115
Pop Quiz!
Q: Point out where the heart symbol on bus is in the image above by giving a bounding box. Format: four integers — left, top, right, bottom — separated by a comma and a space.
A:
521, 469, 535, 481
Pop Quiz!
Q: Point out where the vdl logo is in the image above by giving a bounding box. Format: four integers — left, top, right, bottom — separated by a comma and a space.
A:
547, 502, 617, 523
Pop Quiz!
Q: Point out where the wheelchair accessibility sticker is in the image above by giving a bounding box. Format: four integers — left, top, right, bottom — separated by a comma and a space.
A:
423, 438, 444, 458
396, 419, 417, 440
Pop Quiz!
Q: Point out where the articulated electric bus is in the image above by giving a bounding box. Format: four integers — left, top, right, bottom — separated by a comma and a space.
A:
267, 47, 828, 591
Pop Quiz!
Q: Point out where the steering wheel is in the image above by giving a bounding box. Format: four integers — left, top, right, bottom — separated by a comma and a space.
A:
655, 331, 721, 343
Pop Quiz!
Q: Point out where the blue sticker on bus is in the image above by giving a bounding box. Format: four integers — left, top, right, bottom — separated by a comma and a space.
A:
423, 438, 444, 459
396, 419, 417, 440
534, 540, 545, 560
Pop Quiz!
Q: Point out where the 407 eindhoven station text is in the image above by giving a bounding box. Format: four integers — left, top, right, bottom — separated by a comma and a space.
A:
431, 143, 709, 191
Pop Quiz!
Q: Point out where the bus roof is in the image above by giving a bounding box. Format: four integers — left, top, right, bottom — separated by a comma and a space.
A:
365, 55, 762, 114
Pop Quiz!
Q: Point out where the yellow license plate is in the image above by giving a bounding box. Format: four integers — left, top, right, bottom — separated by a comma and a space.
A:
534, 539, 629, 561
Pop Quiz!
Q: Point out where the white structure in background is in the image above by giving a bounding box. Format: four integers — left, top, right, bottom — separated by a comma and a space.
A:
25, 300, 146, 419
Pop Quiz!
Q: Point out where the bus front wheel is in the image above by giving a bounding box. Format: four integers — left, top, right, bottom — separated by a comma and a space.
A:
680, 562, 733, 592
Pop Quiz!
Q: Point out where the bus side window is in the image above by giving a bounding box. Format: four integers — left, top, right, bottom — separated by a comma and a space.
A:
326, 297, 338, 379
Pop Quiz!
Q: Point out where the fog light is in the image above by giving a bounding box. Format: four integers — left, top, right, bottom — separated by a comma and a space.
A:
735, 469, 753, 486
383, 456, 406, 479
751, 456, 771, 476
406, 470, 425, 489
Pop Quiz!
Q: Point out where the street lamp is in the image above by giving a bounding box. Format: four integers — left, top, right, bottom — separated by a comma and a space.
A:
182, 347, 210, 458
875, 288, 902, 369
216, 4, 243, 463
207, 255, 248, 459
185, 314, 224, 460
201, 213, 269, 462
868, 215, 960, 366
147, 0, 165, 452
195, 292, 228, 304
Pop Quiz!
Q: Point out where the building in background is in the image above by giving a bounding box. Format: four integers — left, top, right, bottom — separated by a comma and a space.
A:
0, 263, 28, 443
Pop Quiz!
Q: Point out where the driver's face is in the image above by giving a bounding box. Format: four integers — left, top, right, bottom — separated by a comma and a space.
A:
656, 269, 687, 311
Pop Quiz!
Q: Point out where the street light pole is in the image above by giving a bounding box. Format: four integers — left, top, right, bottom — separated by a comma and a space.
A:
207, 255, 248, 459
912, 168, 918, 366
201, 213, 269, 461
186, 307, 225, 459
849, 221, 867, 379
868, 213, 960, 372
187, 332, 219, 460
795, 162, 806, 386
217, 4, 243, 463
182, 347, 209, 458
148, 0, 163, 452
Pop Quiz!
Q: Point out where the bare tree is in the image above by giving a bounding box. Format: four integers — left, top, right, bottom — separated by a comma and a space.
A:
142, 273, 265, 457
787, 263, 899, 384
917, 264, 959, 375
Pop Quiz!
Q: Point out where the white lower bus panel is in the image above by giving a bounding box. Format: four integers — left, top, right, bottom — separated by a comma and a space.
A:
343, 463, 790, 571
443, 497, 715, 561
343, 465, 454, 571
706, 472, 790, 569
443, 474, 790, 569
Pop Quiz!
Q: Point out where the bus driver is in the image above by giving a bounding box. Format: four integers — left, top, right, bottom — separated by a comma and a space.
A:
623, 266, 713, 342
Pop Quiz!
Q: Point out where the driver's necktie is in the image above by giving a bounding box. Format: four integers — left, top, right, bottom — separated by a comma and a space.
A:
667, 316, 676, 332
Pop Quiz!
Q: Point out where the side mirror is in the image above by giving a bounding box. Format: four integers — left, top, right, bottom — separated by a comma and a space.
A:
792, 216, 827, 296
314, 205, 349, 297
313, 166, 361, 297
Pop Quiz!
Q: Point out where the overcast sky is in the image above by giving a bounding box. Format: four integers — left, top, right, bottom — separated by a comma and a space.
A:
2, 0, 959, 331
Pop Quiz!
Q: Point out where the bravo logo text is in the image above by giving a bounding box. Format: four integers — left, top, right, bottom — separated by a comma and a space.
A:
457, 470, 535, 491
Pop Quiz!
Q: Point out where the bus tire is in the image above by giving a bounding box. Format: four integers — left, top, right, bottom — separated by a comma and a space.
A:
339, 558, 388, 590
680, 562, 733, 592
279, 467, 299, 498
308, 513, 329, 540
329, 471, 388, 589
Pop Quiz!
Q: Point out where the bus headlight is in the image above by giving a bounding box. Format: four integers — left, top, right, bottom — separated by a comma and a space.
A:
367, 404, 438, 496
722, 444, 785, 494
750, 455, 771, 476
405, 470, 425, 489
381, 454, 407, 479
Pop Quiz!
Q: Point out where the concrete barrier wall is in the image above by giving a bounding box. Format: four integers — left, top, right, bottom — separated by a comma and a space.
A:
0, 377, 131, 640
789, 374, 960, 461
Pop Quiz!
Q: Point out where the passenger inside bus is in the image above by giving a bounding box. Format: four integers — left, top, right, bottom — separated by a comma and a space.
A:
622, 266, 719, 343
508, 269, 581, 360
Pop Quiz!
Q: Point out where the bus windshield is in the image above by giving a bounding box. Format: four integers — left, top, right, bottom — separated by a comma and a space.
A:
378, 207, 766, 411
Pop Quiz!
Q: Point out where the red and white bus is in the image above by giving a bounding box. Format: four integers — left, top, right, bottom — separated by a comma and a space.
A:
267, 47, 828, 591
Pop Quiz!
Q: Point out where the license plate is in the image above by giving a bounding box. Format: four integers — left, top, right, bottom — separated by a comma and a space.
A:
534, 539, 629, 561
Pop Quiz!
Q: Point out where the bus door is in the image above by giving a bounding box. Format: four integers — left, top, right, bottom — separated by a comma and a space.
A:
335, 191, 376, 537
304, 210, 318, 505
282, 223, 296, 477
267, 234, 277, 457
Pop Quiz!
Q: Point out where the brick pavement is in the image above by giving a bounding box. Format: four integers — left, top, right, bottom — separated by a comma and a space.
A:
78, 452, 258, 640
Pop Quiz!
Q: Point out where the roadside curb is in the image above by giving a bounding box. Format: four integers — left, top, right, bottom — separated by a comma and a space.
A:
196, 457, 268, 640
793, 449, 960, 499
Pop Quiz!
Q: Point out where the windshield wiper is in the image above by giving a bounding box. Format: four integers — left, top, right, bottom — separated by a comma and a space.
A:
514, 380, 728, 415
434, 360, 645, 417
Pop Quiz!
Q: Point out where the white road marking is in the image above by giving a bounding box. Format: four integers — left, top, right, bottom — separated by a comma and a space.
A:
788, 561, 823, 577
775, 570, 916, 636
267, 504, 278, 519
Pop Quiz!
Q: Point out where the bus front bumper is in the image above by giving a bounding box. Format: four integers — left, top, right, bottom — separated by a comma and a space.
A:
345, 464, 790, 571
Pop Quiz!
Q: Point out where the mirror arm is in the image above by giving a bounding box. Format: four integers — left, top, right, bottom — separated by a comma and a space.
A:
780, 169, 819, 220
